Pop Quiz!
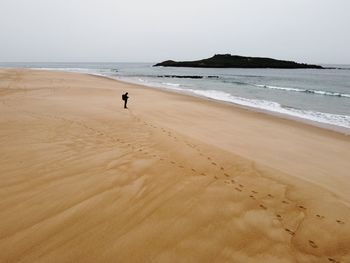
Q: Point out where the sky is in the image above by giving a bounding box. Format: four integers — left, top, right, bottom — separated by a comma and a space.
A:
0, 0, 349, 64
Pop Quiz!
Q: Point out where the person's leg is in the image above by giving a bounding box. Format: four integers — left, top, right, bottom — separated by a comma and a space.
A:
124, 100, 127, 108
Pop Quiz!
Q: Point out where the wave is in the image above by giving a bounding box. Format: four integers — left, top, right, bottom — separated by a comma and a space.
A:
189, 89, 350, 129
222, 80, 248, 85
255, 84, 350, 98
162, 82, 181, 87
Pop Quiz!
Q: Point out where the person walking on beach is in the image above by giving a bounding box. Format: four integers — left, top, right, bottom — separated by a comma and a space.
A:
122, 92, 129, 109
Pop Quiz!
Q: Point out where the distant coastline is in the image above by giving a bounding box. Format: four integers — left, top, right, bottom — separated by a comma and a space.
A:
154, 54, 324, 69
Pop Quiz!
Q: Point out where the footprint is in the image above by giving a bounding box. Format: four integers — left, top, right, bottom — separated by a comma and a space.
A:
170, 161, 175, 164
231, 179, 236, 184
224, 173, 230, 177
298, 205, 307, 210
328, 258, 340, 263
178, 165, 184, 169
336, 220, 345, 225
276, 214, 282, 219
239, 184, 244, 188
220, 167, 224, 171
214, 176, 218, 180
191, 168, 196, 172
249, 195, 256, 200
207, 157, 211, 160
267, 194, 274, 198
282, 200, 289, 204
235, 187, 242, 192
284, 228, 295, 236
251, 190, 258, 194
259, 204, 267, 210
200, 172, 206, 176
308, 240, 318, 248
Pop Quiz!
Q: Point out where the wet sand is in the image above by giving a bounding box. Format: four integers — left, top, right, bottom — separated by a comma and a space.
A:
0, 69, 349, 263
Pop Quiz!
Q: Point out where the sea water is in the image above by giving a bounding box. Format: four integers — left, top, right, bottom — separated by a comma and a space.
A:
1, 62, 350, 132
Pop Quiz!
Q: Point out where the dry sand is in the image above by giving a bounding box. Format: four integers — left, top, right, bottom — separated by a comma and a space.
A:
0, 69, 349, 263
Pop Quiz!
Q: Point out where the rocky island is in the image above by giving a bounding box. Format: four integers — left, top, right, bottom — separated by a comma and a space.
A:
154, 54, 323, 69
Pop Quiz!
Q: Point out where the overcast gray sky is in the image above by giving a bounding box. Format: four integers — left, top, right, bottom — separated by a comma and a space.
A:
0, 0, 349, 64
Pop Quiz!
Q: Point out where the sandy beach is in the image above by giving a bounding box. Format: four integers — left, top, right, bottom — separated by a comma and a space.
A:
0, 69, 349, 263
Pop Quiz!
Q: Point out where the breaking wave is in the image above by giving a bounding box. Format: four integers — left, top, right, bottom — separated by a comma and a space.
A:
188, 89, 350, 129
255, 84, 350, 98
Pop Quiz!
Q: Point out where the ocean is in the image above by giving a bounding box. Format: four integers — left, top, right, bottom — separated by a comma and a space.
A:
1, 62, 350, 133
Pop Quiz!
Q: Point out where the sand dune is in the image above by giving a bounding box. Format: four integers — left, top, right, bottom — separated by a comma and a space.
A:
0, 69, 349, 263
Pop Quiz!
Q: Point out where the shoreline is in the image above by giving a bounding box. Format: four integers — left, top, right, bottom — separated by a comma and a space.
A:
1, 69, 349, 262
2, 65, 349, 135
2, 65, 350, 135
95, 73, 350, 136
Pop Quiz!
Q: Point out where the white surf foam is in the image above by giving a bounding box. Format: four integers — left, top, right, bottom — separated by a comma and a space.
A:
162, 82, 181, 87
187, 89, 350, 129
255, 84, 350, 98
